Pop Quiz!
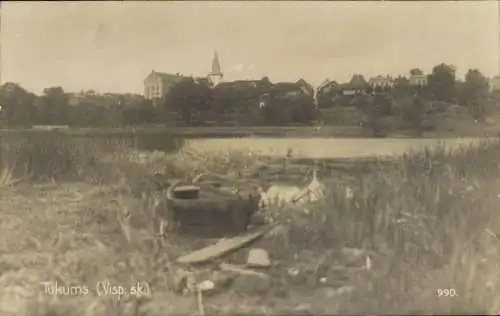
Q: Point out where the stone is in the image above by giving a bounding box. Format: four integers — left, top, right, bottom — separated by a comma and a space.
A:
195, 280, 215, 292
246, 248, 271, 268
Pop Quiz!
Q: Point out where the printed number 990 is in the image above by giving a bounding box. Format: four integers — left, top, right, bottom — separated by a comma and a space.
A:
436, 288, 457, 297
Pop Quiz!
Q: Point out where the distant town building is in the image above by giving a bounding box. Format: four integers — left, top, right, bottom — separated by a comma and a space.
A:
317, 79, 341, 95
342, 74, 369, 95
489, 75, 500, 92
368, 75, 394, 89
296, 78, 314, 97
409, 74, 428, 86
208, 50, 224, 87
143, 71, 185, 100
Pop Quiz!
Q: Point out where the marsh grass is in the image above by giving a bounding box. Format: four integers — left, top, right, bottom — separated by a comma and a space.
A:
1, 132, 500, 315
267, 138, 500, 314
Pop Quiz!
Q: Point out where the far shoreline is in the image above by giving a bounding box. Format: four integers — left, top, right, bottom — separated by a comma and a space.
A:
0, 124, 499, 139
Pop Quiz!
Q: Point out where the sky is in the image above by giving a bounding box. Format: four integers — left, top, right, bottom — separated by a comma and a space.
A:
1, 1, 499, 95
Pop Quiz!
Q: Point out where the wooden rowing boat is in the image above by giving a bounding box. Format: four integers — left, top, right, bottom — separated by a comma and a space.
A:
166, 180, 260, 236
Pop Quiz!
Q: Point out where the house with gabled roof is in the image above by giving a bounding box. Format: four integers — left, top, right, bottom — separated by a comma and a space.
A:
341, 74, 369, 96
317, 79, 341, 95
296, 78, 314, 97
316, 79, 342, 108
212, 78, 273, 116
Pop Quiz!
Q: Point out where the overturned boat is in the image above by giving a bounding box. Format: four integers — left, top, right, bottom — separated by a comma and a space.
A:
166, 180, 261, 237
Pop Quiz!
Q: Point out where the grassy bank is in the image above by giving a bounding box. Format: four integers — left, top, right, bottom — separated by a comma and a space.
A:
3, 121, 499, 139
1, 133, 500, 315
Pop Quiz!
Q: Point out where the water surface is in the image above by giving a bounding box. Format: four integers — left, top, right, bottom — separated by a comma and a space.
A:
185, 137, 494, 159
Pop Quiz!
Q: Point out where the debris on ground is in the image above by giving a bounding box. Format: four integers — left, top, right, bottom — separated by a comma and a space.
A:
195, 280, 215, 292
176, 225, 272, 264
220, 263, 269, 279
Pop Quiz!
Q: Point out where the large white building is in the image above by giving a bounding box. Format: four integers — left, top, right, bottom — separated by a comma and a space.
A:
409, 74, 428, 86
143, 50, 224, 100
368, 75, 394, 88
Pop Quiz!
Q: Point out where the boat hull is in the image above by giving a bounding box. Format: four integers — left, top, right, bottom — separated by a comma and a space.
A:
166, 181, 260, 236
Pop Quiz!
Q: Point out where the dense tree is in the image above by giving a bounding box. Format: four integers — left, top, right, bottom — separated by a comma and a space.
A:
400, 95, 425, 135
35, 87, 70, 125
0, 83, 36, 127
212, 78, 273, 121
393, 76, 410, 97
428, 63, 456, 102
317, 81, 342, 109
262, 86, 316, 126
410, 68, 424, 76
164, 78, 213, 125
69, 103, 109, 127
463, 69, 489, 121
120, 99, 155, 126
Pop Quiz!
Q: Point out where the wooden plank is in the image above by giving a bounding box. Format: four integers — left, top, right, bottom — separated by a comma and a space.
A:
220, 263, 270, 279
176, 225, 273, 265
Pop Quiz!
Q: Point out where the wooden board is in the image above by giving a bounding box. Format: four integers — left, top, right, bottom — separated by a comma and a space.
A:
176, 225, 272, 265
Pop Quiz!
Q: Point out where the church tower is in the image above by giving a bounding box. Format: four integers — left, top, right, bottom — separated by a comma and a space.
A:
208, 50, 223, 87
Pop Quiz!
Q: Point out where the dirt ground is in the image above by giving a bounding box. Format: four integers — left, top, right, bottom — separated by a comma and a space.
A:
0, 181, 371, 315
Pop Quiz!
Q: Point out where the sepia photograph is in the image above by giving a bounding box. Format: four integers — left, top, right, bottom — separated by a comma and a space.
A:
0, 1, 499, 315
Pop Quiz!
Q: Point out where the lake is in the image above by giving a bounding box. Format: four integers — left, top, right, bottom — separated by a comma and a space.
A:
183, 137, 496, 159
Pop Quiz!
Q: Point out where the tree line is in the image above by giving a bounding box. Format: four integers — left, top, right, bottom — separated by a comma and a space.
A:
0, 63, 495, 129
0, 78, 318, 128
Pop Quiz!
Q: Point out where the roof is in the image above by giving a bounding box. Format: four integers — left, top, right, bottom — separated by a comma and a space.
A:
342, 75, 369, 90
318, 79, 331, 90
272, 82, 303, 92
349, 74, 368, 85
144, 71, 185, 84
318, 79, 341, 92
155, 72, 185, 83
296, 79, 314, 95
213, 80, 272, 100
296, 78, 312, 88
214, 80, 264, 90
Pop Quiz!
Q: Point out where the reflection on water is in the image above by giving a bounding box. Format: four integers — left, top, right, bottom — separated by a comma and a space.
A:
183, 137, 495, 159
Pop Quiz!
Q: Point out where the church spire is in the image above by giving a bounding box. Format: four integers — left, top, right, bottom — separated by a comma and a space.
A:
211, 51, 222, 75
208, 50, 223, 86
